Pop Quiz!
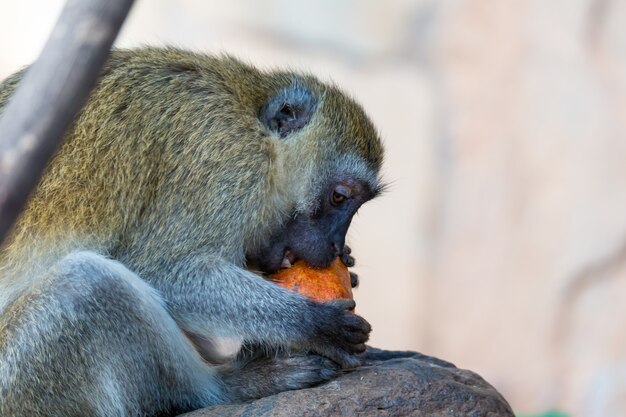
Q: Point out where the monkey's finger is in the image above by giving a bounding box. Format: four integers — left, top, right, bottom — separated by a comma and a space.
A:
352, 343, 367, 354
334, 351, 362, 369
341, 329, 370, 346
336, 328, 370, 352
342, 254, 355, 267
326, 299, 356, 311
341, 313, 372, 334
319, 347, 362, 370
349, 272, 359, 288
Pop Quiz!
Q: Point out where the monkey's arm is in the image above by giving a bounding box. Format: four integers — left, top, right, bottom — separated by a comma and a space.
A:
152, 255, 369, 368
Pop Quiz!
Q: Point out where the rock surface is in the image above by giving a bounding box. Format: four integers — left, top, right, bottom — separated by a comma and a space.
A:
182, 348, 514, 417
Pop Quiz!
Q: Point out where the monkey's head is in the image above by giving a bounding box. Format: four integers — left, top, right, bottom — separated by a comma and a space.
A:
248, 78, 384, 273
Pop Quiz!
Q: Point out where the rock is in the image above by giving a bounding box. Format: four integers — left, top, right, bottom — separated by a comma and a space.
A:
181, 348, 514, 417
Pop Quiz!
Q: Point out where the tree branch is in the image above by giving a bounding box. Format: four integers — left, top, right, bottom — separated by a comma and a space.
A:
0, 0, 134, 246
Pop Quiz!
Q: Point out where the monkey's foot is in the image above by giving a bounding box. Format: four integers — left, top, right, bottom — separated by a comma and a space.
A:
218, 352, 339, 402
183, 347, 514, 417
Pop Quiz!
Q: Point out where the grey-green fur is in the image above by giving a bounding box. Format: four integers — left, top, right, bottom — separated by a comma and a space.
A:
0, 47, 384, 417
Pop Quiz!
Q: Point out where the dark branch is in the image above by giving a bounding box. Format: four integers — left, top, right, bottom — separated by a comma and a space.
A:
0, 0, 134, 247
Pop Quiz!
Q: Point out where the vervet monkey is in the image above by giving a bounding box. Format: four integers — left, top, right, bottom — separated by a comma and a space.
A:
0, 47, 384, 417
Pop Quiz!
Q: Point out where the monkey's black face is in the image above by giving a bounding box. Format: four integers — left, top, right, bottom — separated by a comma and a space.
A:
248, 177, 375, 274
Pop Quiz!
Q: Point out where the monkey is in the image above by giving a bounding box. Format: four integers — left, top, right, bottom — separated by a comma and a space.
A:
0, 47, 384, 417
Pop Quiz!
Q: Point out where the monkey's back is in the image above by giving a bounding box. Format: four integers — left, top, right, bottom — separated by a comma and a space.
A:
0, 49, 290, 282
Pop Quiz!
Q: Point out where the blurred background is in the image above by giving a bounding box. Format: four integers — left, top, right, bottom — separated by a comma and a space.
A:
1, 1, 625, 415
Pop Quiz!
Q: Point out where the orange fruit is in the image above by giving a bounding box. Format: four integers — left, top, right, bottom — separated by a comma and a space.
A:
268, 257, 353, 302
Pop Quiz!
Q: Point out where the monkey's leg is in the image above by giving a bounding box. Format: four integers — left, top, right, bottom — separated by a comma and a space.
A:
0, 251, 342, 417
0, 251, 221, 417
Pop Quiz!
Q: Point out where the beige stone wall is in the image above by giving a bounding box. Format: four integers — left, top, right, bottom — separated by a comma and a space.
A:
2, 1, 626, 415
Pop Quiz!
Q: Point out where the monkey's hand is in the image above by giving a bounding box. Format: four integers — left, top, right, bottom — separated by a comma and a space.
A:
340, 245, 359, 288
304, 299, 371, 369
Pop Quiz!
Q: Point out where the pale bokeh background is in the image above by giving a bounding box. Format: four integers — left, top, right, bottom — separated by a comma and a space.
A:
2, 1, 626, 416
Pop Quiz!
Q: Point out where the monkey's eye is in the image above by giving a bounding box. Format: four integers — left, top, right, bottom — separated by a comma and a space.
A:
279, 104, 296, 120
331, 185, 351, 206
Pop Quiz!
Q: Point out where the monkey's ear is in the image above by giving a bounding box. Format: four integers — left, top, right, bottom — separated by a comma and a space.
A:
259, 84, 317, 138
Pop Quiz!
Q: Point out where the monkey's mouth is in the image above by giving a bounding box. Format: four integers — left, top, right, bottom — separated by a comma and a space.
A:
247, 231, 337, 274
246, 248, 299, 275
279, 249, 297, 269
250, 245, 335, 275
